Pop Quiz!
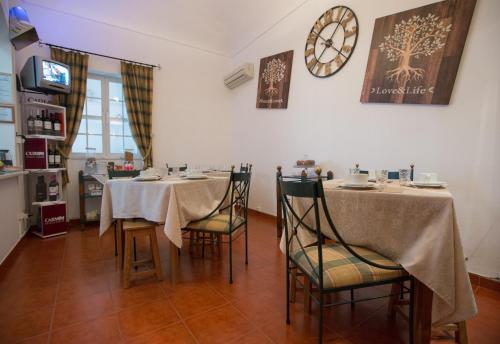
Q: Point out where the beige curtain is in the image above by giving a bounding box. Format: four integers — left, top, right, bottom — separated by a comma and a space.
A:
120, 62, 154, 168
51, 47, 89, 185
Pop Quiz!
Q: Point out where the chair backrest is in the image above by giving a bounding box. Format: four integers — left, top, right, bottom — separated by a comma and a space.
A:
166, 163, 188, 173
193, 166, 252, 229
108, 169, 140, 179
240, 163, 253, 173
279, 175, 403, 288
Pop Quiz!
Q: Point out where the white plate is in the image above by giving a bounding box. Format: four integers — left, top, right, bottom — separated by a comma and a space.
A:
133, 175, 161, 182
186, 174, 208, 180
341, 182, 378, 189
411, 181, 447, 188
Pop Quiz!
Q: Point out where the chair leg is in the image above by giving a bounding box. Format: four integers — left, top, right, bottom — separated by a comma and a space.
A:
318, 292, 324, 344
350, 289, 355, 308
202, 232, 206, 258
113, 222, 118, 257
286, 258, 290, 325
149, 228, 163, 282
123, 231, 133, 288
387, 283, 400, 318
244, 222, 248, 264
189, 231, 194, 253
456, 321, 468, 344
304, 277, 311, 313
229, 233, 233, 284
409, 277, 415, 344
290, 268, 297, 303
133, 237, 137, 262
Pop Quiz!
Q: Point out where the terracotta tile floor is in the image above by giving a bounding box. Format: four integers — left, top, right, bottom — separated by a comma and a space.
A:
0, 213, 499, 343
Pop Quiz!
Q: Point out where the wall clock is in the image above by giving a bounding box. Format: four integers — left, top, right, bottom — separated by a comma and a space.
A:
304, 6, 358, 78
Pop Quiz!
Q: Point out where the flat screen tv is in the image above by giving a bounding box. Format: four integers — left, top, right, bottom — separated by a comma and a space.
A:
20, 56, 71, 94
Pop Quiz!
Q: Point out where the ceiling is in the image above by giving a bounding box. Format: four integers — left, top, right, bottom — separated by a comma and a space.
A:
22, 0, 308, 56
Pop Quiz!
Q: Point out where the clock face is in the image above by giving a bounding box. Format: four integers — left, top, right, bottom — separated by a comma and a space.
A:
305, 6, 359, 78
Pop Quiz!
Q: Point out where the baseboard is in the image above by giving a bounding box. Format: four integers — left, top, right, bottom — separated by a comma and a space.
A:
469, 273, 500, 292
248, 208, 276, 221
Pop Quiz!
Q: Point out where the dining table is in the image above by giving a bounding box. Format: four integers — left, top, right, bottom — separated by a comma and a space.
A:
278, 179, 477, 344
99, 172, 230, 283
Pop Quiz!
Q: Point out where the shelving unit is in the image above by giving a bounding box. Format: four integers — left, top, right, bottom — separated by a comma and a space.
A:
22, 99, 68, 238
79, 171, 103, 228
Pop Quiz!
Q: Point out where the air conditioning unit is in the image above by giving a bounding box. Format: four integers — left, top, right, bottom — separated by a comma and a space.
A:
224, 63, 254, 89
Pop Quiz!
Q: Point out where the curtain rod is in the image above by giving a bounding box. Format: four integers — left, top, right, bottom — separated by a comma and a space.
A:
38, 41, 161, 69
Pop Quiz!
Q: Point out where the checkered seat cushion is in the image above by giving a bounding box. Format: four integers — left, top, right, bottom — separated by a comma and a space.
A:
291, 243, 405, 289
187, 214, 244, 233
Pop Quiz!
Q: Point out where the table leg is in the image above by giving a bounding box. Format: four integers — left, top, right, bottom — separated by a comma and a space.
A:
116, 219, 123, 268
170, 241, 178, 285
413, 279, 433, 344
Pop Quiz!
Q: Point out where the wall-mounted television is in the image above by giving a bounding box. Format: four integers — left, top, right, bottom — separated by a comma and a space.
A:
20, 56, 71, 94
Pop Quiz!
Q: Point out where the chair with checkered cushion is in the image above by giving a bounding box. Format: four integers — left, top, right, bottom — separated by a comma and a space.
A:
279, 172, 413, 344
183, 165, 252, 284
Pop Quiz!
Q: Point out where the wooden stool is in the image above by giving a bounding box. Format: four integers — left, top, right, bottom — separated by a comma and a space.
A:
387, 283, 468, 343
123, 220, 163, 288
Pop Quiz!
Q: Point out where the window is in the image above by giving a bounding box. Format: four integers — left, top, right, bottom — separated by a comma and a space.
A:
72, 74, 139, 158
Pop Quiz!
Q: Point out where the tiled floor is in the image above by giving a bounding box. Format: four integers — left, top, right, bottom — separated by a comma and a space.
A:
0, 213, 499, 343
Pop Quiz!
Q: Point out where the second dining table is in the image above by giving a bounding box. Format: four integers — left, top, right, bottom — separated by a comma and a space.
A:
279, 178, 477, 343
99, 172, 230, 282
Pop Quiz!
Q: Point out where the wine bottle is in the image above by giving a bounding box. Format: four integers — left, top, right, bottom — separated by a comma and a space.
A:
54, 146, 61, 168
36, 176, 47, 202
48, 176, 59, 201
27, 110, 35, 134
34, 110, 43, 134
53, 113, 61, 136
43, 110, 52, 135
48, 145, 55, 168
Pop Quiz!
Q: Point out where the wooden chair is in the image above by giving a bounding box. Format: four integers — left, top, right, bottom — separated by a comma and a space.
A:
183, 166, 251, 284
108, 169, 141, 258
388, 284, 468, 343
279, 171, 413, 344
122, 219, 163, 288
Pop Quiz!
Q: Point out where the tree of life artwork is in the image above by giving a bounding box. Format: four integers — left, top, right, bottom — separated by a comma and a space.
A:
256, 50, 293, 109
360, 0, 476, 105
262, 58, 286, 96
379, 13, 452, 87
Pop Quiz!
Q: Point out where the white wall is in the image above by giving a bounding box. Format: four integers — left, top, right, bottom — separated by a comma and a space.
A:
229, 0, 500, 278
13, 1, 233, 220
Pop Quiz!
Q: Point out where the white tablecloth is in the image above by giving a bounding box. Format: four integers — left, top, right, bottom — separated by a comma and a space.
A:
99, 175, 229, 247
280, 180, 477, 326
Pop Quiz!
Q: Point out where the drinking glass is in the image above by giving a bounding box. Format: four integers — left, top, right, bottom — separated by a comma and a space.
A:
399, 169, 410, 185
349, 168, 360, 175
376, 169, 389, 184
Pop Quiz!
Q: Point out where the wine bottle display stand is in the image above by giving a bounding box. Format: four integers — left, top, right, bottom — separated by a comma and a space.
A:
22, 99, 68, 239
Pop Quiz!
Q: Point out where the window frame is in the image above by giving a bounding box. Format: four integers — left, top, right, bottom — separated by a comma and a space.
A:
71, 73, 141, 160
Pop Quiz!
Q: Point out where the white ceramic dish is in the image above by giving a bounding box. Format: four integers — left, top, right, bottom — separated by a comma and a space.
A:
186, 174, 208, 180
341, 182, 378, 189
411, 181, 447, 188
133, 175, 162, 182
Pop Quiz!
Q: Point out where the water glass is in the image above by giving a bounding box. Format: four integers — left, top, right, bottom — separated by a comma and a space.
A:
399, 169, 410, 185
376, 169, 389, 184
349, 167, 360, 175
